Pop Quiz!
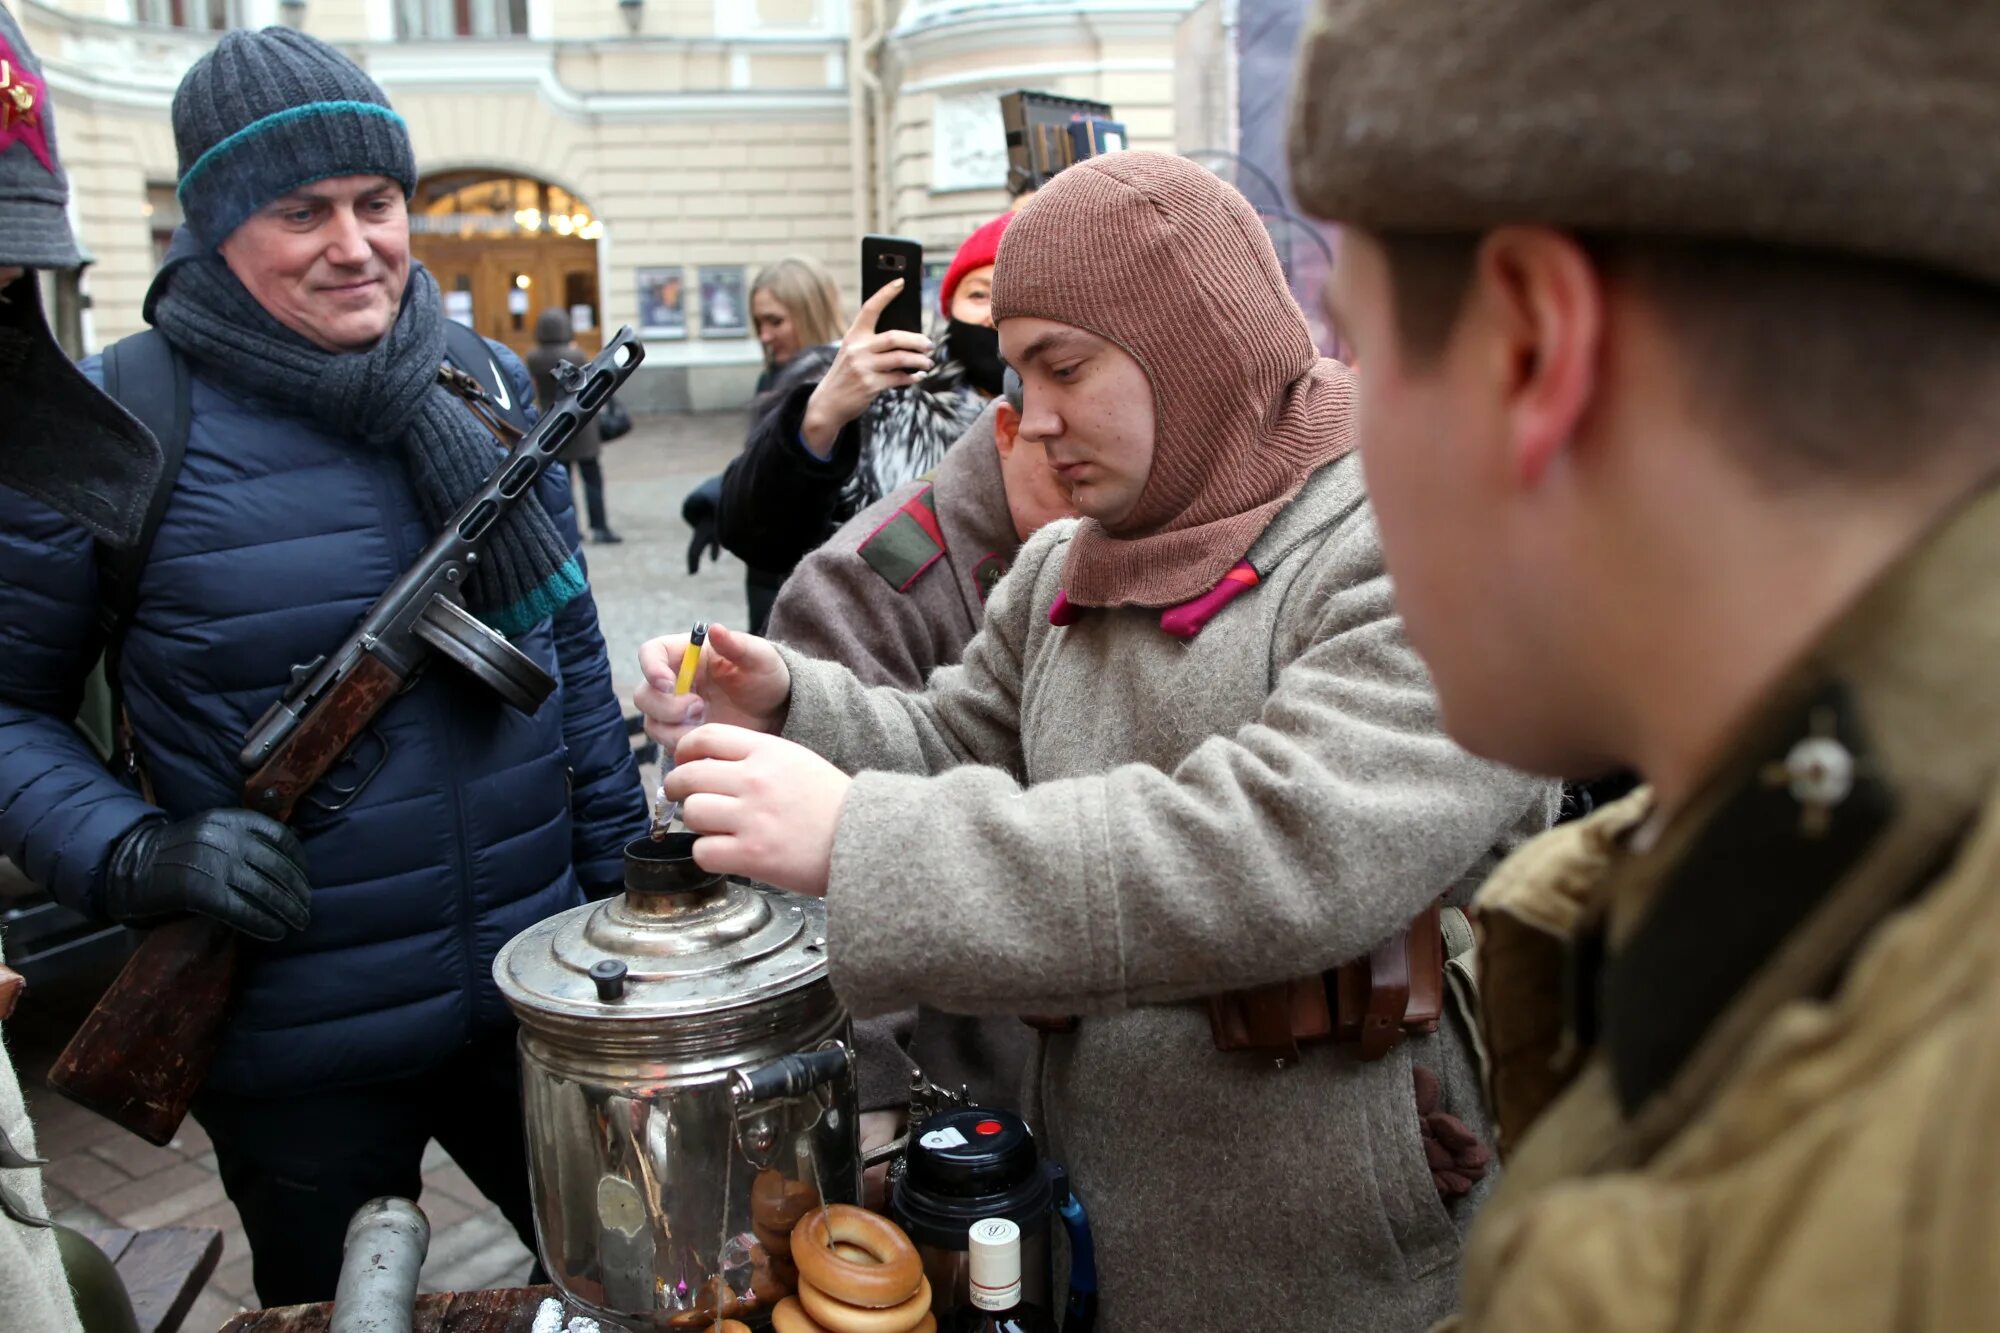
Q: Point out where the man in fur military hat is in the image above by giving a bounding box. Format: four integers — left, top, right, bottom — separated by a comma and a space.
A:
1290, 1, 2000, 1327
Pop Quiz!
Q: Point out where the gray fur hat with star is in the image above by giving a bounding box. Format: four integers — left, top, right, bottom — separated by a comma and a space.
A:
0, 0, 83, 269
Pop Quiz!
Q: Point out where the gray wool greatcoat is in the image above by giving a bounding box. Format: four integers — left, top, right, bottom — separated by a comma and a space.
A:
776, 453, 1559, 1332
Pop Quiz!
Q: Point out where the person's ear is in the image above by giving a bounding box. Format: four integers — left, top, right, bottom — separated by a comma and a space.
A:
1475, 227, 1604, 488
993, 402, 1020, 459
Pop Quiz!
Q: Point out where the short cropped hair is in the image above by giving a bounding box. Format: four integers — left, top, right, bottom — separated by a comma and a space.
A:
1378, 231, 2000, 487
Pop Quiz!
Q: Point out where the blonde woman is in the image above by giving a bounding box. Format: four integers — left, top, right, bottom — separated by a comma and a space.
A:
686, 257, 850, 628
750, 256, 845, 392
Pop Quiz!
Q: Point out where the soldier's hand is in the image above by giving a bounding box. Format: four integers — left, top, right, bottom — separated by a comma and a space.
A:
665, 725, 849, 896
800, 280, 934, 456
103, 809, 312, 943
636, 623, 790, 752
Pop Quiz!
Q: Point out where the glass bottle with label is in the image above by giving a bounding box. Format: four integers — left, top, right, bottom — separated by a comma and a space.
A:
967, 1217, 1056, 1333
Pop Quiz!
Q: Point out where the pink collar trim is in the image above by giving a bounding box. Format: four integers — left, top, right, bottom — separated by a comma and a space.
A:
1048, 560, 1261, 639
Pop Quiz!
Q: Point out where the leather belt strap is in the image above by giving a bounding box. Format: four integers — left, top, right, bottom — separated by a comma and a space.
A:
1211, 902, 1446, 1062
438, 364, 526, 444
1021, 903, 1453, 1063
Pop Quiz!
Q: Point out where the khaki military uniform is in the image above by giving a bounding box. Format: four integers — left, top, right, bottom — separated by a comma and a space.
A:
765, 406, 1035, 1113
1448, 485, 2000, 1331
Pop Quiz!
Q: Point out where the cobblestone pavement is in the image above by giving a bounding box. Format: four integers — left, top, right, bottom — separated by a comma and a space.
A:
4, 409, 753, 1329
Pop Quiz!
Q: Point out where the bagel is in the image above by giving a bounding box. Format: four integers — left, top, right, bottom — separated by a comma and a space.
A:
772, 1297, 830, 1333
752, 1169, 821, 1231
792, 1206, 923, 1310
798, 1277, 932, 1333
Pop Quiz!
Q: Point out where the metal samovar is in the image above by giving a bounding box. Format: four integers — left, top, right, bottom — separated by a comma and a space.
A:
495, 833, 859, 1330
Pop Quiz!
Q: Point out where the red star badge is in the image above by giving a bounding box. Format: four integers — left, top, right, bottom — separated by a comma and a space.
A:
0, 44, 55, 175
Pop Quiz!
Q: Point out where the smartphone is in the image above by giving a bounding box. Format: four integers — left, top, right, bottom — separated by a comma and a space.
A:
862, 235, 925, 336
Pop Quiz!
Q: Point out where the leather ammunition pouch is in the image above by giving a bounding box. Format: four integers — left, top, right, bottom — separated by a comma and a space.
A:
1206, 904, 1447, 1062
1020, 904, 1461, 1062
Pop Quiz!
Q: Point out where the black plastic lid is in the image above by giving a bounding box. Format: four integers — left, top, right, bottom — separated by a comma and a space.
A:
890, 1108, 1053, 1250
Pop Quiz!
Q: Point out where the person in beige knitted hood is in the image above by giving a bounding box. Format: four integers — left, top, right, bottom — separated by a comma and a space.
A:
638, 152, 1555, 1330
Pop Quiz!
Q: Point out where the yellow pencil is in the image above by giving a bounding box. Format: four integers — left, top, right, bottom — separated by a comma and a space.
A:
650, 621, 708, 839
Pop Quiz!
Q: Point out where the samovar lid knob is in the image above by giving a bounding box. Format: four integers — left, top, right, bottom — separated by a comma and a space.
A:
589, 959, 628, 1002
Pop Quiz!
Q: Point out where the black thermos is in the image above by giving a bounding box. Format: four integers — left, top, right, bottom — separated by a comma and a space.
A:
890, 1108, 1063, 1329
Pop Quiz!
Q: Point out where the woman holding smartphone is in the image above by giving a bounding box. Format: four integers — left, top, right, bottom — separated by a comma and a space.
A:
685, 256, 848, 630
716, 215, 1013, 596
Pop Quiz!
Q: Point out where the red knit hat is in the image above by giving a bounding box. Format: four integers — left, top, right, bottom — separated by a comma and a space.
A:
939, 212, 1013, 316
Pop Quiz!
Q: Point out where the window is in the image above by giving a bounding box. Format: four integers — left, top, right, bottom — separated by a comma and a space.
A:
134, 0, 245, 28
394, 0, 530, 38
145, 182, 184, 270
410, 173, 601, 240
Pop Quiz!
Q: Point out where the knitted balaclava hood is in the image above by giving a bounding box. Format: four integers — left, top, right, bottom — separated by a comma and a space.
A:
992, 151, 1352, 609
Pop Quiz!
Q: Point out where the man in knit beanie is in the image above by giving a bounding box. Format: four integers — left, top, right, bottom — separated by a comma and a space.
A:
639, 151, 1556, 1331
0, 26, 646, 1307
1289, 2, 2000, 1329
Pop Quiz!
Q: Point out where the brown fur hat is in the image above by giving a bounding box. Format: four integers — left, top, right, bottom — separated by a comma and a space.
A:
1288, 0, 2000, 285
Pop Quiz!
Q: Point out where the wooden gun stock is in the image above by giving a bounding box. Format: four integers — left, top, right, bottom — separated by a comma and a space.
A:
44, 916, 238, 1146
47, 653, 407, 1146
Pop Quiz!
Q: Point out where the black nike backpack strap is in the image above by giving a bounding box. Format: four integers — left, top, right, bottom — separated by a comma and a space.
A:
442, 320, 533, 436
84, 330, 189, 774
95, 330, 190, 650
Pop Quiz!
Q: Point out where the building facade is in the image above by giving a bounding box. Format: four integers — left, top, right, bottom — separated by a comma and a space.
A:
23, 0, 1203, 410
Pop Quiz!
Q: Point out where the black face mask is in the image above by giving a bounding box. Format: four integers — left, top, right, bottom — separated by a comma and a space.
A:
947, 317, 1006, 398
0, 274, 164, 549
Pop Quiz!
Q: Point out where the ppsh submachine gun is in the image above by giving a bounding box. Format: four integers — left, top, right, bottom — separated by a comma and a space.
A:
48, 330, 647, 1146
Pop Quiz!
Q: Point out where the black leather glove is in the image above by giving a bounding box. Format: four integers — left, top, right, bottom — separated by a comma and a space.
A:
682, 474, 724, 575
104, 810, 312, 943
686, 515, 722, 576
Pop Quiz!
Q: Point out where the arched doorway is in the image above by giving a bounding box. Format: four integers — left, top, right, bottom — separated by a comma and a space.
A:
409, 170, 604, 362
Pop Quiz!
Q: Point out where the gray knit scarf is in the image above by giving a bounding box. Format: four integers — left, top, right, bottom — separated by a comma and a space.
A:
150, 251, 583, 637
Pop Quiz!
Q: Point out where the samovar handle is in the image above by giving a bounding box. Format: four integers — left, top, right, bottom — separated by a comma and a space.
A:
730, 1042, 852, 1106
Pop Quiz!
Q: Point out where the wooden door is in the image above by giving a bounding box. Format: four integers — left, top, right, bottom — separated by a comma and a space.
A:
411, 235, 602, 362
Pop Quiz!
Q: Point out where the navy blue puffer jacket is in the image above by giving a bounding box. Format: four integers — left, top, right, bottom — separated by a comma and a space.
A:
0, 339, 645, 1097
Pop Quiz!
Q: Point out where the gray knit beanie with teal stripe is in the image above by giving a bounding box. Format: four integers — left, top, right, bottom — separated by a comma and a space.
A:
173, 28, 415, 248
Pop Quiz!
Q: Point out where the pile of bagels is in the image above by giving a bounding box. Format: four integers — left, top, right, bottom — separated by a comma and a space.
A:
767, 1203, 933, 1333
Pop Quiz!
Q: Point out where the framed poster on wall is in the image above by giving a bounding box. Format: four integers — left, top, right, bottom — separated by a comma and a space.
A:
698, 266, 749, 338
636, 267, 687, 339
